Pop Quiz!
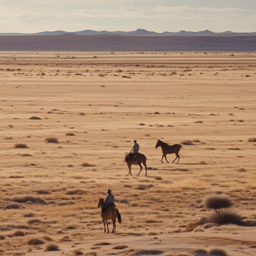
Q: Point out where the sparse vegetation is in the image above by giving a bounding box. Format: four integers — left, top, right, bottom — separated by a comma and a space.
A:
28, 238, 44, 245
13, 230, 25, 236
45, 243, 59, 251
29, 116, 41, 120
181, 140, 194, 145
14, 143, 28, 148
21, 153, 32, 157
208, 248, 228, 256
66, 189, 87, 195
73, 249, 84, 255
208, 209, 243, 225
8, 194, 46, 204
5, 202, 20, 209
81, 162, 95, 167
248, 137, 256, 142
203, 194, 232, 213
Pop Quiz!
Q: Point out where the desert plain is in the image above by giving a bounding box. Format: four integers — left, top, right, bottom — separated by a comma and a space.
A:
0, 51, 256, 256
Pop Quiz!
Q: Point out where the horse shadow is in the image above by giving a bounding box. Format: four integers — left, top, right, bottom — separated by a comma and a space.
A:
147, 167, 189, 172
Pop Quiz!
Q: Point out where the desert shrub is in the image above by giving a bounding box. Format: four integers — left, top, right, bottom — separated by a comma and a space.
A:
209, 248, 228, 256
194, 121, 203, 123
206, 148, 215, 150
68, 164, 74, 167
28, 238, 44, 245
5, 202, 20, 209
198, 161, 207, 165
13, 230, 25, 236
66, 224, 77, 229
65, 133, 75, 136
79, 112, 85, 115
4, 137, 13, 140
27, 219, 44, 225
45, 243, 59, 251
29, 116, 41, 120
14, 143, 28, 148
248, 137, 256, 142
94, 242, 111, 246
81, 162, 95, 167
208, 209, 243, 225
0, 235, 5, 240
181, 140, 194, 145
10, 194, 46, 204
203, 194, 232, 213
228, 148, 240, 150
45, 137, 59, 143
73, 249, 84, 255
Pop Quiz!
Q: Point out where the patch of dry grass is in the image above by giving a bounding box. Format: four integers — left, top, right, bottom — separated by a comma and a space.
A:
45, 243, 59, 251
66, 132, 75, 136
29, 116, 41, 120
81, 162, 95, 167
14, 143, 28, 148
66, 189, 87, 195
208, 209, 243, 225
45, 137, 59, 143
209, 248, 228, 256
13, 230, 25, 236
5, 202, 20, 209
181, 140, 194, 145
28, 238, 44, 245
8, 194, 46, 204
21, 153, 32, 157
248, 137, 256, 142
73, 249, 84, 255
203, 194, 232, 211
113, 245, 128, 249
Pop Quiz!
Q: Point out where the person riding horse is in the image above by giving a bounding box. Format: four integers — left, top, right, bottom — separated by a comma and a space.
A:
102, 189, 116, 213
130, 140, 139, 163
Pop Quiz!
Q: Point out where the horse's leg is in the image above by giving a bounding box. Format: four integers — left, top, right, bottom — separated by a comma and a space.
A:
137, 163, 143, 176
177, 153, 180, 163
173, 153, 179, 163
127, 164, 131, 176
103, 220, 106, 233
129, 164, 132, 176
161, 154, 164, 163
106, 220, 109, 233
112, 214, 116, 233
143, 161, 147, 176
164, 154, 169, 163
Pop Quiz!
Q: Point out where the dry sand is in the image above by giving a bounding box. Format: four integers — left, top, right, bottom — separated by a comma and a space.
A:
0, 51, 256, 256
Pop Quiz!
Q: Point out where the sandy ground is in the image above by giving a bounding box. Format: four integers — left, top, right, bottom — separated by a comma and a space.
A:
0, 51, 256, 256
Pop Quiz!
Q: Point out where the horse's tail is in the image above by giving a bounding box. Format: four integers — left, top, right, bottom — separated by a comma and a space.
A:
117, 209, 122, 224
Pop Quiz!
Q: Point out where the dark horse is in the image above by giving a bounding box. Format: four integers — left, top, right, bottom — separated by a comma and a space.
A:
155, 140, 182, 163
98, 198, 122, 233
125, 153, 147, 176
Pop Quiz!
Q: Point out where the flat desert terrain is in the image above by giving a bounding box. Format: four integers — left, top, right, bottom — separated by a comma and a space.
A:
0, 52, 256, 256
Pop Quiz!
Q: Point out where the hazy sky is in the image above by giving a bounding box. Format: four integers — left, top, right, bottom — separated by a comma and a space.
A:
0, 0, 256, 33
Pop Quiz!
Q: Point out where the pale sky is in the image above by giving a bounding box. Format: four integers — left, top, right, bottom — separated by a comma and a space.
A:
0, 0, 256, 33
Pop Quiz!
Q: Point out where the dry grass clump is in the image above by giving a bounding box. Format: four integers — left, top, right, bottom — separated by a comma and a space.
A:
23, 213, 36, 217
45, 243, 59, 251
4, 137, 13, 140
94, 242, 111, 246
13, 230, 25, 236
205, 148, 215, 150
68, 164, 74, 167
5, 202, 20, 209
9, 194, 46, 204
0, 235, 5, 240
228, 147, 240, 150
14, 143, 28, 148
66, 189, 87, 195
248, 137, 256, 142
21, 153, 32, 157
181, 140, 194, 145
208, 209, 243, 225
65, 132, 75, 136
73, 249, 84, 255
42, 235, 54, 241
45, 137, 59, 143
198, 161, 207, 165
34, 189, 51, 195
81, 162, 95, 167
27, 219, 44, 225
203, 194, 232, 212
208, 248, 228, 256
113, 245, 128, 249
29, 116, 41, 120
28, 238, 44, 245
194, 121, 203, 123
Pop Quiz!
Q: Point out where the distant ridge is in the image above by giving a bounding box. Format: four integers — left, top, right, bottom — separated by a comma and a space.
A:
1, 28, 256, 37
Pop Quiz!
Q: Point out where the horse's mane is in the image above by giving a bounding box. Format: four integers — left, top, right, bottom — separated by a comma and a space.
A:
159, 140, 169, 146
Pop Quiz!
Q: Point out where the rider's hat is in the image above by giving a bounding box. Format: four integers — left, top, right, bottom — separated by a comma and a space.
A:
107, 189, 112, 193
134, 140, 137, 143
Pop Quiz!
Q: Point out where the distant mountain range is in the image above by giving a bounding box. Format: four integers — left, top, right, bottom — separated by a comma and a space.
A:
1, 28, 256, 37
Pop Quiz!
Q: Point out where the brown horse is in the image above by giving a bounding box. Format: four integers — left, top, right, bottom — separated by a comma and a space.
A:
125, 153, 147, 176
97, 198, 121, 233
155, 140, 182, 163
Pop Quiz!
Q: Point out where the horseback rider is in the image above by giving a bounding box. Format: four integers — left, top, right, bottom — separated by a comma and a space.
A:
102, 189, 116, 213
130, 140, 139, 162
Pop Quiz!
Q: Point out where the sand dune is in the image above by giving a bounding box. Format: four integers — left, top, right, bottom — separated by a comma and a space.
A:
0, 52, 256, 255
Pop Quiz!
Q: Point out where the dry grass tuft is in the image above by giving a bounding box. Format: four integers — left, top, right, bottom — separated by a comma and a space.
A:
34, 189, 51, 195
29, 116, 41, 120
208, 209, 243, 225
28, 238, 44, 245
4, 137, 13, 140
113, 245, 128, 249
228, 148, 240, 150
194, 121, 203, 123
66, 189, 87, 195
248, 137, 256, 142
27, 218, 44, 225
209, 248, 228, 256
205, 148, 215, 150
9, 194, 46, 204
0, 235, 5, 240
198, 161, 207, 165
13, 230, 25, 236
181, 140, 194, 145
14, 143, 28, 148
73, 249, 84, 255
45, 137, 59, 143
5, 202, 20, 209
94, 242, 111, 246
42, 235, 54, 241
81, 162, 95, 167
45, 243, 59, 251
68, 164, 74, 167
23, 213, 36, 217
203, 194, 232, 211
21, 153, 32, 157
66, 132, 75, 136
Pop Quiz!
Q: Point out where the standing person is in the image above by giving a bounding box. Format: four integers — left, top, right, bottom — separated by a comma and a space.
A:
102, 189, 115, 213
130, 140, 139, 162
